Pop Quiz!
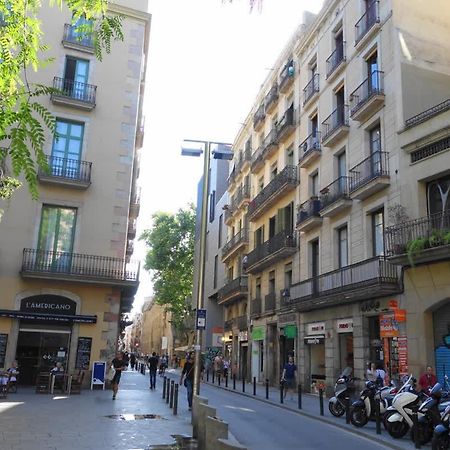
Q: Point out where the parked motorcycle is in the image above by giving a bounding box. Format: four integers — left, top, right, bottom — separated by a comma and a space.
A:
432, 403, 450, 450
329, 367, 354, 417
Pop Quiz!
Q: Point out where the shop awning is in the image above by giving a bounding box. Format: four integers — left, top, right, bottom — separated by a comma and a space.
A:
0, 309, 97, 323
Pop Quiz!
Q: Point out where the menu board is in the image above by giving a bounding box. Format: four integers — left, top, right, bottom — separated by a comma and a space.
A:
75, 337, 92, 370
0, 334, 7, 367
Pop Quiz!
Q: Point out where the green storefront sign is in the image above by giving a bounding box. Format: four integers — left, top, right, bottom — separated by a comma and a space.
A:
284, 324, 297, 339
252, 326, 265, 341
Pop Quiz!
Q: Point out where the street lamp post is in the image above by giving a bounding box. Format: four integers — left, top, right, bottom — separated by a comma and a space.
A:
181, 139, 232, 396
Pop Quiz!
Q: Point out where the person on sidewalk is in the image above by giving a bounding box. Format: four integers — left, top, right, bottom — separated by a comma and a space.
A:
130, 353, 136, 371
180, 352, 195, 411
110, 352, 127, 400
419, 365, 437, 393
148, 352, 159, 390
281, 356, 297, 401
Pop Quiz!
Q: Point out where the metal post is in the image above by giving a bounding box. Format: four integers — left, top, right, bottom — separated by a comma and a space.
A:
233, 374, 236, 390
266, 379, 269, 399
242, 377, 245, 393
162, 377, 166, 399
173, 384, 178, 415
169, 380, 174, 408
253, 377, 256, 396
319, 388, 324, 416
298, 384, 302, 410
345, 396, 351, 424
218, 375, 221, 387
193, 141, 211, 397
206, 370, 209, 382
375, 398, 381, 435
166, 379, 170, 404
412, 407, 420, 448
280, 381, 284, 404
50, 375, 55, 394
212, 370, 215, 384
225, 373, 228, 388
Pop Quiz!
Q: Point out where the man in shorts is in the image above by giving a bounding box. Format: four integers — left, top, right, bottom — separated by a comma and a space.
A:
281, 356, 297, 401
111, 352, 127, 400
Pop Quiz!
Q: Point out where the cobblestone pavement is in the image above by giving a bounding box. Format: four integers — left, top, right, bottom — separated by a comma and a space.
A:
0, 369, 192, 450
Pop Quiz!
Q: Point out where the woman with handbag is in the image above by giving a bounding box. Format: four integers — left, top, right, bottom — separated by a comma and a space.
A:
179, 352, 195, 411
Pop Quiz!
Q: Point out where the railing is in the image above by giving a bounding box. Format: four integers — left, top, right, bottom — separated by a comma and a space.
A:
265, 292, 276, 312
52, 77, 97, 105
235, 148, 251, 173
221, 229, 249, 259
385, 211, 450, 257
288, 256, 399, 302
279, 59, 295, 90
251, 144, 264, 170
264, 84, 279, 109
253, 103, 265, 128
355, 0, 380, 45
246, 230, 296, 269
63, 23, 94, 48
350, 70, 384, 116
22, 248, 139, 282
326, 44, 346, 78
321, 105, 349, 141
227, 167, 236, 187
405, 99, 450, 129
39, 155, 92, 183
349, 151, 389, 192
218, 276, 248, 301
236, 315, 248, 330
251, 298, 262, 317
299, 132, 321, 159
224, 319, 233, 331
263, 128, 278, 152
276, 106, 294, 136
248, 166, 298, 218
320, 176, 351, 210
303, 73, 319, 105
235, 183, 251, 206
297, 198, 321, 225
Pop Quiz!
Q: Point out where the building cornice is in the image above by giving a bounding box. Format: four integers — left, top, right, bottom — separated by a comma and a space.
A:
108, 3, 151, 23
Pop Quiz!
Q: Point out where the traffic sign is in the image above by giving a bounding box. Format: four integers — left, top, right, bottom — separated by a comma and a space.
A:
196, 309, 207, 330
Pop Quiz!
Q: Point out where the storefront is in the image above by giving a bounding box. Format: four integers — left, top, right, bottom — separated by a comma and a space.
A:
238, 331, 249, 381
336, 318, 354, 374
251, 326, 265, 382
278, 313, 297, 369
304, 322, 326, 392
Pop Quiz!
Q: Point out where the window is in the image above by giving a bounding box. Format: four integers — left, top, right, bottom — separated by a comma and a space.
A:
428, 175, 450, 215
209, 190, 215, 222
286, 146, 294, 166
269, 216, 276, 238
367, 51, 379, 90
258, 177, 264, 192
335, 27, 344, 57
370, 124, 382, 175
64, 57, 89, 99
227, 266, 234, 281
372, 209, 384, 256
255, 226, 264, 246
256, 277, 261, 299
311, 172, 319, 197
51, 120, 84, 178
218, 214, 223, 248
311, 114, 319, 137
269, 270, 276, 294
335, 86, 345, 125
245, 138, 252, 153
337, 226, 348, 268
213, 255, 218, 289
270, 163, 278, 180
337, 151, 346, 178
284, 263, 293, 289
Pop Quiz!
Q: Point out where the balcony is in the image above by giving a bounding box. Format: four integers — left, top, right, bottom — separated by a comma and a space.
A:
221, 229, 249, 262
224, 206, 235, 226
349, 71, 385, 122
251, 144, 265, 173
129, 189, 141, 218
21, 249, 140, 291
218, 276, 249, 305
51, 77, 97, 110
253, 103, 266, 131
284, 257, 401, 312
250, 297, 262, 318
298, 132, 321, 169
227, 166, 236, 189
385, 211, 450, 266
264, 292, 277, 314
296, 198, 322, 232
279, 59, 295, 93
235, 183, 251, 209
355, 1, 380, 49
349, 151, 390, 200
262, 128, 279, 160
303, 74, 320, 107
264, 84, 279, 113
248, 166, 298, 221
126, 240, 134, 257
321, 105, 350, 147
276, 106, 295, 143
236, 315, 248, 330
62, 23, 94, 53
326, 44, 346, 81
38, 155, 92, 189
235, 148, 252, 174
127, 219, 137, 239
246, 230, 297, 274
319, 176, 352, 218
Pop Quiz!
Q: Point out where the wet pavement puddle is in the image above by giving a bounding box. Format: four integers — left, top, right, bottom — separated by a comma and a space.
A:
105, 414, 166, 420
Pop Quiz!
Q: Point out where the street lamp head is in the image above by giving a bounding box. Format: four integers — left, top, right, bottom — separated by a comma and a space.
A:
181, 146, 203, 157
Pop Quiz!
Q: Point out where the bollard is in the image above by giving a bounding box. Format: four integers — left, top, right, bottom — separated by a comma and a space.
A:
233, 374, 236, 390
319, 388, 324, 416
298, 384, 302, 410
242, 377, 245, 393
266, 379, 269, 400
412, 407, 421, 448
166, 379, 170, 404
218, 375, 221, 387
212, 370, 215, 384
173, 384, 178, 415
375, 399, 381, 435
345, 396, 351, 424
253, 377, 256, 396
225, 373, 228, 388
206, 370, 209, 382
280, 381, 284, 404
162, 377, 167, 399
169, 380, 174, 408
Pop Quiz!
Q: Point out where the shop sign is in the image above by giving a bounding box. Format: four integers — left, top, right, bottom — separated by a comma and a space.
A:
304, 335, 325, 345
91, 361, 106, 389
360, 300, 381, 313
336, 318, 353, 333
284, 325, 297, 339
212, 333, 223, 346
388, 299, 398, 309
394, 309, 407, 322
251, 326, 265, 341
20, 295, 76, 315
379, 313, 400, 338
398, 337, 408, 375
307, 322, 325, 335
238, 331, 248, 342
278, 313, 296, 326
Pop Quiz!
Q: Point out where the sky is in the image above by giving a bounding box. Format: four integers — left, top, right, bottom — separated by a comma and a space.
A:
131, 0, 324, 315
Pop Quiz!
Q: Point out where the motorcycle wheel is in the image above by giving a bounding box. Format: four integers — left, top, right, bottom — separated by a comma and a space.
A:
411, 422, 433, 446
383, 410, 397, 430
387, 419, 409, 439
432, 433, 450, 450
350, 405, 369, 427
329, 401, 345, 417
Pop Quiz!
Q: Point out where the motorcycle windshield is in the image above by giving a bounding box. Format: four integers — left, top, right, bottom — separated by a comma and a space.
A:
430, 382, 442, 396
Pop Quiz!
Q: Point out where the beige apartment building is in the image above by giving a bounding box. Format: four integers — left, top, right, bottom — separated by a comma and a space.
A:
0, 1, 150, 385
224, 0, 450, 391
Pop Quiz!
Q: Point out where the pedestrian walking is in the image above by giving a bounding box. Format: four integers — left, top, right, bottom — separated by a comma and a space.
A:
130, 353, 136, 371
223, 357, 230, 378
180, 352, 195, 411
281, 356, 297, 401
148, 352, 159, 390
110, 352, 127, 400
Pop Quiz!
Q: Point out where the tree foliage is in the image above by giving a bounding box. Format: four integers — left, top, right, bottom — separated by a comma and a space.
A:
0, 0, 123, 200
140, 204, 196, 332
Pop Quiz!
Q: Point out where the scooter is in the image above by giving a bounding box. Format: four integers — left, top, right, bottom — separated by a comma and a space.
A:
432, 403, 450, 450
329, 367, 354, 417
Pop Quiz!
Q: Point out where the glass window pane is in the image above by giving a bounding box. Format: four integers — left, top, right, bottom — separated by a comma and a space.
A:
70, 124, 83, 138
56, 121, 68, 135
373, 211, 384, 256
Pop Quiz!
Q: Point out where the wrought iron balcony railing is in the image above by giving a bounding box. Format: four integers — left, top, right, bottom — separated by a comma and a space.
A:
350, 70, 384, 117
222, 229, 249, 260
264, 84, 279, 111
276, 106, 295, 138
262, 128, 278, 153
320, 176, 351, 210
321, 105, 349, 141
236, 315, 248, 330
218, 276, 248, 303
349, 151, 389, 192
63, 23, 94, 49
253, 103, 266, 128
251, 144, 265, 171
405, 99, 450, 129
297, 198, 321, 225
265, 292, 276, 312
22, 248, 139, 283
251, 297, 262, 317
326, 44, 346, 78
303, 73, 320, 105
38, 155, 92, 185
235, 148, 251, 174
279, 59, 295, 91
355, 0, 380, 45
235, 183, 251, 207
248, 166, 298, 220
52, 77, 97, 106
299, 132, 321, 158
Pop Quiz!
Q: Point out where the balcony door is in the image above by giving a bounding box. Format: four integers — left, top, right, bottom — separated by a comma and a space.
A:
37, 206, 77, 272
427, 175, 450, 231
337, 152, 347, 193
369, 125, 382, 176
335, 87, 345, 126
51, 120, 84, 178
64, 57, 89, 100
366, 52, 379, 92
311, 239, 320, 295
